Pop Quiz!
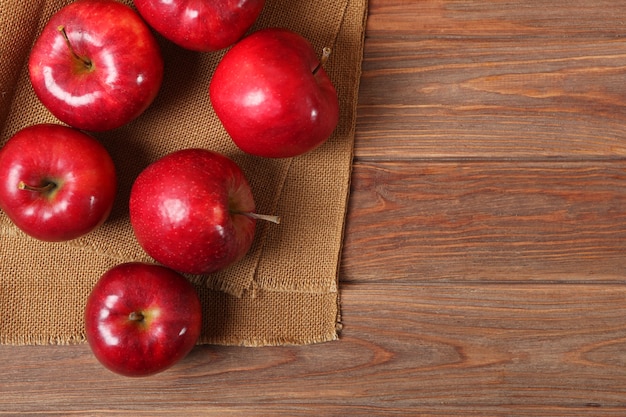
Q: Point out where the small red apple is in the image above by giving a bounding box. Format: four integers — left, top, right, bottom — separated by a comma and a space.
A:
28, 0, 164, 132
129, 148, 278, 275
209, 28, 340, 158
85, 262, 202, 377
0, 123, 117, 241
134, 0, 265, 52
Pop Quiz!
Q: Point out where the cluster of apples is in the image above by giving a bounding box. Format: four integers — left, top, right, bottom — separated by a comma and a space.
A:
0, 0, 340, 377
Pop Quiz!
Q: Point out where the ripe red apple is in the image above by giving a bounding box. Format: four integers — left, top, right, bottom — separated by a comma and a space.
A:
209, 28, 340, 158
28, 0, 164, 132
0, 123, 117, 242
134, 0, 265, 52
85, 262, 202, 377
129, 148, 279, 275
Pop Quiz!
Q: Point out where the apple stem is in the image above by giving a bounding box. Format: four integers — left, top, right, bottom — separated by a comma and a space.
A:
312, 47, 332, 75
128, 312, 144, 322
18, 181, 56, 193
238, 212, 281, 224
57, 25, 93, 70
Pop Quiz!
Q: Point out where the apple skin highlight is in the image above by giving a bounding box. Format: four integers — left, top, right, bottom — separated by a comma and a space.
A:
28, 0, 164, 132
0, 123, 117, 241
134, 0, 265, 52
85, 262, 202, 377
129, 149, 259, 275
210, 28, 340, 158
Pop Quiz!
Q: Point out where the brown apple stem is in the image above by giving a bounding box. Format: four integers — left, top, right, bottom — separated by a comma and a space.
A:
312, 47, 332, 75
128, 312, 144, 322
18, 181, 56, 193
57, 25, 93, 70
240, 212, 281, 224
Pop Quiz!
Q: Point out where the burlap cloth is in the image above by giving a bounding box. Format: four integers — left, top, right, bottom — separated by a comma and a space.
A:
0, 0, 367, 346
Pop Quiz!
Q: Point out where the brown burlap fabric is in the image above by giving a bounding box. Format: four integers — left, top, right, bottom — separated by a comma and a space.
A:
0, 0, 367, 346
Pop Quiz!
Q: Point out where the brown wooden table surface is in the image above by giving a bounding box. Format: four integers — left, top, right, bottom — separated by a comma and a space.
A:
3, 1, 626, 415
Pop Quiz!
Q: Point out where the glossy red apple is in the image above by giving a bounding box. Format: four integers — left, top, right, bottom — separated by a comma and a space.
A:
85, 262, 202, 377
0, 123, 117, 241
129, 148, 279, 275
134, 0, 265, 52
28, 0, 164, 132
209, 28, 340, 158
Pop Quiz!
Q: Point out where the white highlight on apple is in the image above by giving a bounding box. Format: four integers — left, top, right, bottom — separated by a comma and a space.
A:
99, 295, 121, 345
43, 66, 101, 107
104, 294, 119, 311
49, 199, 69, 219
244, 90, 265, 107
99, 51, 119, 85
99, 324, 120, 346
160, 198, 189, 225
185, 8, 199, 20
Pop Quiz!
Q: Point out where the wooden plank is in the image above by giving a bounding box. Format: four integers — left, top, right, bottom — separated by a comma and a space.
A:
355, 35, 626, 159
357, 0, 626, 160
367, 0, 626, 39
338, 282, 626, 412
341, 161, 626, 283
2, 283, 626, 415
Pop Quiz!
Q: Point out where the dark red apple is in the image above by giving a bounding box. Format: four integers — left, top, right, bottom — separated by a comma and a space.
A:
85, 262, 202, 377
0, 123, 117, 241
28, 0, 164, 132
134, 0, 265, 52
129, 148, 279, 275
209, 28, 340, 158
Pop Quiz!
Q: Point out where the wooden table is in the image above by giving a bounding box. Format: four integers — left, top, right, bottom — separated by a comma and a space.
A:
3, 1, 626, 415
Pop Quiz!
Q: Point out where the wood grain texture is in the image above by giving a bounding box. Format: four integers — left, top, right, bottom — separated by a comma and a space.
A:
367, 0, 626, 39
3, 0, 626, 415
342, 161, 626, 283
357, 1, 626, 159
2, 284, 626, 415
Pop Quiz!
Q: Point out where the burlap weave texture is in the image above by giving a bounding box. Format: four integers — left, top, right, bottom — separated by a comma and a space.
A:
0, 0, 367, 346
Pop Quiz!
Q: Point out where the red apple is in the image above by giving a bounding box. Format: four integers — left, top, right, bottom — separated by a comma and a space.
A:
209, 28, 340, 158
134, 0, 265, 52
28, 0, 164, 132
0, 123, 117, 241
129, 148, 279, 275
85, 262, 202, 377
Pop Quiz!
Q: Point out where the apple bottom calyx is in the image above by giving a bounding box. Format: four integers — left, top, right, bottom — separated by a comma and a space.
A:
128, 311, 145, 322
85, 262, 202, 377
